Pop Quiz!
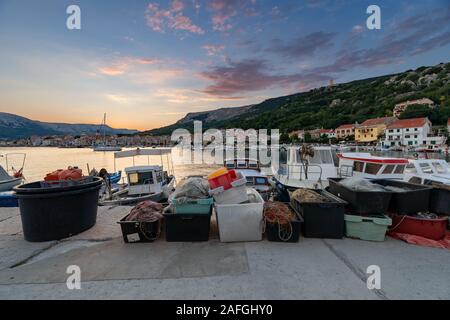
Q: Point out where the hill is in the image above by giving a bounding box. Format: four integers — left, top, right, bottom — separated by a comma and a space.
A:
0, 113, 138, 139
147, 62, 450, 135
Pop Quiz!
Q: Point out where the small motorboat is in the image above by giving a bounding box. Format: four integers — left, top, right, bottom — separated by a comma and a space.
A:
0, 153, 26, 192
224, 158, 272, 200
0, 191, 18, 207
98, 148, 176, 206
404, 158, 450, 186
108, 170, 122, 184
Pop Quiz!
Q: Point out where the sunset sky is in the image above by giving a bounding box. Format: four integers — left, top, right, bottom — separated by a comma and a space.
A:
0, 0, 449, 131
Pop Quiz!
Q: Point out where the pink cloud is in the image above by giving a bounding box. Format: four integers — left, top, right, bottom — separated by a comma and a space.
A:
145, 1, 204, 35
202, 44, 225, 56
97, 57, 161, 76
208, 0, 257, 32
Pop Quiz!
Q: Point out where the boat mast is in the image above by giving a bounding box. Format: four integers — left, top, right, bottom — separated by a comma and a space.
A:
103, 113, 107, 146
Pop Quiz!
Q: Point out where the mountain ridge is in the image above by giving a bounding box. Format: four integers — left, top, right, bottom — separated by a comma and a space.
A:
0, 112, 138, 139
147, 62, 450, 135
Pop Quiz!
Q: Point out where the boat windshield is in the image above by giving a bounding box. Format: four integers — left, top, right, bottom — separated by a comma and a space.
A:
309, 149, 334, 165
128, 171, 154, 186
419, 163, 433, 174
432, 162, 450, 174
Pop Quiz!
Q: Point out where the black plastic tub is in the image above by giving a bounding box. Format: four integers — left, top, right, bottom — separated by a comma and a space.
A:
290, 189, 347, 239
429, 186, 450, 216
14, 176, 103, 195
328, 178, 392, 214
13, 177, 102, 242
371, 179, 432, 215
266, 207, 303, 243
164, 207, 212, 242
118, 215, 161, 243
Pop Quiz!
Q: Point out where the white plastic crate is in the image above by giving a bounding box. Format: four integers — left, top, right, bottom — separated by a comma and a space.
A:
215, 188, 264, 242
209, 172, 248, 204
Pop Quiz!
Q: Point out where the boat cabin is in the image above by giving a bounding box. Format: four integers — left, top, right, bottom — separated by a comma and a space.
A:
125, 165, 168, 196
273, 146, 338, 189
337, 153, 408, 180
404, 159, 450, 185
224, 158, 260, 171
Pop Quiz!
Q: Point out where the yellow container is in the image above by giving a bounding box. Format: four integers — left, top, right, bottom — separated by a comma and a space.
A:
207, 167, 228, 180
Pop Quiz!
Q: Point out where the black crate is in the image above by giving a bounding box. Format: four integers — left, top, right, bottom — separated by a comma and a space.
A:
429, 186, 450, 216
117, 215, 161, 243
328, 178, 392, 214
372, 179, 432, 215
291, 189, 346, 239
265, 203, 302, 242
164, 207, 212, 242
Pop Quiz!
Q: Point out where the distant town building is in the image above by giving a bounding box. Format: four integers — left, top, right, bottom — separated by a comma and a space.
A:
355, 117, 397, 143
393, 98, 435, 117
383, 117, 445, 148
319, 129, 336, 139
384, 117, 430, 147
289, 130, 305, 140
335, 123, 358, 139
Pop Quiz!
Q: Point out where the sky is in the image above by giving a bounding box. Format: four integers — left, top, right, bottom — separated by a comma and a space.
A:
0, 0, 449, 131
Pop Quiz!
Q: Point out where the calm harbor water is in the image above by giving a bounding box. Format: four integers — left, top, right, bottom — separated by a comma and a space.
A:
0, 147, 449, 183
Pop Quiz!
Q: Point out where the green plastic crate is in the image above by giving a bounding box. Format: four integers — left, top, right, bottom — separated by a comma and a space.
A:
344, 214, 392, 242
170, 197, 214, 214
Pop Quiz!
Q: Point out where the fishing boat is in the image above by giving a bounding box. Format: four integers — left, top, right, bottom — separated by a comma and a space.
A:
337, 152, 409, 180
0, 191, 18, 207
92, 113, 122, 152
272, 145, 338, 190
404, 158, 450, 185
224, 158, 272, 200
0, 153, 26, 192
98, 148, 175, 206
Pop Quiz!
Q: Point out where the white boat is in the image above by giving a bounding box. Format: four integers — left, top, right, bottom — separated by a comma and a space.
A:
99, 148, 175, 206
224, 158, 272, 200
272, 145, 412, 191
0, 153, 26, 192
272, 145, 338, 189
93, 145, 122, 152
404, 159, 450, 186
92, 113, 122, 152
337, 152, 409, 180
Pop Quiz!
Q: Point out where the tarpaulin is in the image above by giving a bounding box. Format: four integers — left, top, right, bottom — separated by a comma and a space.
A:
388, 231, 450, 250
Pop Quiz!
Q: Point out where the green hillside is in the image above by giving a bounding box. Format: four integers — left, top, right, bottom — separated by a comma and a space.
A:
148, 62, 450, 135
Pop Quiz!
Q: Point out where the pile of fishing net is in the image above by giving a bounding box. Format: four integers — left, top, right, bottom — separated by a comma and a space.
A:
291, 188, 333, 203
170, 177, 210, 204
264, 201, 297, 241
126, 201, 164, 222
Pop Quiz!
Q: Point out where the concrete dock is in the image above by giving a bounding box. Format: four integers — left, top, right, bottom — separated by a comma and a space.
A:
0, 206, 449, 300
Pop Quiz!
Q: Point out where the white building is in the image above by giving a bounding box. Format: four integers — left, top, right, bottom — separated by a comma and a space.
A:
383, 117, 444, 149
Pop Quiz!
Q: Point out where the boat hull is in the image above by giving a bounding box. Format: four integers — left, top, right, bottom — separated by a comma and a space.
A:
0, 191, 18, 207
0, 178, 22, 192
99, 176, 175, 206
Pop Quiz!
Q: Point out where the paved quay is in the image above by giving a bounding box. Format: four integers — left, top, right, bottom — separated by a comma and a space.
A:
0, 206, 449, 300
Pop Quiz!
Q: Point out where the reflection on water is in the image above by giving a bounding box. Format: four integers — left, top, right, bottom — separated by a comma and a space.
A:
0, 146, 448, 183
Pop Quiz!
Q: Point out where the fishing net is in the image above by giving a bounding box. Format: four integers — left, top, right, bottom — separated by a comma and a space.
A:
170, 177, 210, 203
264, 201, 297, 241
291, 188, 332, 203
126, 201, 164, 222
